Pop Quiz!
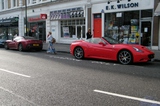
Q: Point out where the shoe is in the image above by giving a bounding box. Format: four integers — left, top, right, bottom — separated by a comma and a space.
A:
54, 52, 57, 55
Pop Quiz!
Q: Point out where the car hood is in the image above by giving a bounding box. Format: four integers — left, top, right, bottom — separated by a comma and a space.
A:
115, 44, 154, 53
0, 39, 6, 42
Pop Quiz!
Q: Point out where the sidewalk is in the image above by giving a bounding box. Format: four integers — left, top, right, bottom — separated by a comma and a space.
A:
43, 43, 160, 62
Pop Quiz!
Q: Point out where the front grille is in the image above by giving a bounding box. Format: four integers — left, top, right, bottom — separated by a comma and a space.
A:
148, 54, 154, 59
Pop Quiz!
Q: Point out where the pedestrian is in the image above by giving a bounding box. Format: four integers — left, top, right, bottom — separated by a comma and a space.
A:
86, 28, 92, 39
46, 32, 57, 54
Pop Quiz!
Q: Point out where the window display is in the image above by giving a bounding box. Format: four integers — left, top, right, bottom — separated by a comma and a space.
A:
60, 19, 85, 39
104, 11, 139, 44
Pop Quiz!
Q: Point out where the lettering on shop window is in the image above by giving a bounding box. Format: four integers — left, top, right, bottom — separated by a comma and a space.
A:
106, 2, 139, 10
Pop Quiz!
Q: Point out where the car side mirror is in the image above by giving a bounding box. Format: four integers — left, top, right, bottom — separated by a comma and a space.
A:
99, 42, 106, 46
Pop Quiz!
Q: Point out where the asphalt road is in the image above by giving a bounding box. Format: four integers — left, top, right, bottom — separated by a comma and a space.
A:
0, 49, 160, 106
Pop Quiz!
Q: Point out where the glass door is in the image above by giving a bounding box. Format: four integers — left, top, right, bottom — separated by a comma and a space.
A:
76, 26, 85, 39
140, 21, 152, 46
77, 26, 81, 39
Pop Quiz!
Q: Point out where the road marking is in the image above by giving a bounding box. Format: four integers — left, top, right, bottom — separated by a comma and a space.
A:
0, 86, 38, 106
92, 61, 110, 65
94, 89, 160, 105
0, 68, 31, 78
45, 55, 82, 61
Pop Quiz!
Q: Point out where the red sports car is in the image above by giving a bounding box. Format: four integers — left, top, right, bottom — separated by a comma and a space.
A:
70, 37, 155, 65
4, 36, 43, 51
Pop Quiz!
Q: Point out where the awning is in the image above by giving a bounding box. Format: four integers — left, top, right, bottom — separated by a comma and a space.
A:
155, 3, 160, 16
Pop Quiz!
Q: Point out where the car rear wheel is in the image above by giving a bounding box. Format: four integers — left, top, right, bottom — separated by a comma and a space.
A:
4, 43, 9, 50
118, 50, 132, 65
74, 47, 84, 59
18, 43, 23, 51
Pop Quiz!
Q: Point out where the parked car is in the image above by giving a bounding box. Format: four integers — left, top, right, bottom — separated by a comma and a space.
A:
70, 37, 155, 65
4, 36, 43, 51
0, 35, 7, 47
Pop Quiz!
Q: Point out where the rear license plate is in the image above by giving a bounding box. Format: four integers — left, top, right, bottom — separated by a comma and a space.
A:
33, 44, 39, 46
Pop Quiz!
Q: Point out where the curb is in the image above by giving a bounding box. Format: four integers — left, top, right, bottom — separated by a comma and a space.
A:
42, 49, 70, 54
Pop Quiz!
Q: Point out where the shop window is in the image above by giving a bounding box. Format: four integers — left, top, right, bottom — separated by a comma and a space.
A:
0, 27, 18, 40
76, 20, 80, 25
60, 19, 85, 38
2, 0, 4, 9
141, 9, 152, 18
104, 11, 140, 44
71, 20, 75, 25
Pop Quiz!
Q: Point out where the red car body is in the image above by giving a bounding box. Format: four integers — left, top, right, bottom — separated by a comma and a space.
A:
70, 37, 155, 65
5, 36, 43, 51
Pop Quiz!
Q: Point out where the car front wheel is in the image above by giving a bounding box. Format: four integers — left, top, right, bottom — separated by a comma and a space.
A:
74, 47, 84, 59
18, 43, 23, 51
4, 43, 9, 50
118, 50, 132, 65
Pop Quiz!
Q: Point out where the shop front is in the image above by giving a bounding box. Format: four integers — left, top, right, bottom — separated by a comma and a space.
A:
92, 0, 155, 48
0, 17, 19, 40
50, 7, 85, 43
27, 14, 47, 42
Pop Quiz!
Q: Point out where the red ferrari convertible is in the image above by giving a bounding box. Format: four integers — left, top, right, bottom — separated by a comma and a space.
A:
70, 37, 155, 65
5, 36, 43, 51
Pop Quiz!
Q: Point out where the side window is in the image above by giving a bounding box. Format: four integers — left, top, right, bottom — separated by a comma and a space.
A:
92, 38, 102, 44
13, 37, 22, 41
100, 39, 107, 45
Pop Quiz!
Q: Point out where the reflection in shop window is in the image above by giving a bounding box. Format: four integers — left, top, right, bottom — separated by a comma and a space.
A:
104, 11, 139, 44
61, 19, 85, 39
0, 27, 18, 40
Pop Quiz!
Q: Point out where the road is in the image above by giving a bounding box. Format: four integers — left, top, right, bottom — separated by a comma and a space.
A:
0, 49, 160, 106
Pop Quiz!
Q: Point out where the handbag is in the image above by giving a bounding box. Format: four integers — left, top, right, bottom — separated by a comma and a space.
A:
52, 38, 56, 43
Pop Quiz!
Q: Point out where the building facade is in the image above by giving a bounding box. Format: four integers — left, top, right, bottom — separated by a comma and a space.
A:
0, 0, 160, 50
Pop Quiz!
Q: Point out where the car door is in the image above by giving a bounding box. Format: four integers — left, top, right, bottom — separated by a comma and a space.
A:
100, 44, 115, 60
87, 38, 109, 58
8, 37, 19, 49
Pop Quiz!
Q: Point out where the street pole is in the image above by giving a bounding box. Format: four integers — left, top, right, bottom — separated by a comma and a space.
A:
25, 0, 28, 36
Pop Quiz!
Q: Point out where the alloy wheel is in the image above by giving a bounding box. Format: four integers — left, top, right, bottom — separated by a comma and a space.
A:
5, 43, 9, 49
118, 50, 132, 65
18, 44, 23, 51
74, 47, 84, 59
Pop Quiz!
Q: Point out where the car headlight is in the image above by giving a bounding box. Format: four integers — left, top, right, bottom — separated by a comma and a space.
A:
133, 47, 143, 52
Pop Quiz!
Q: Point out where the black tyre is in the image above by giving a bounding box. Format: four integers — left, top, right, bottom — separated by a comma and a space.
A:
18, 43, 23, 51
74, 47, 84, 59
4, 43, 9, 50
118, 50, 132, 65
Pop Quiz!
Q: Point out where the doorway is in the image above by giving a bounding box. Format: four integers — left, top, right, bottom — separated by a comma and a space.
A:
30, 21, 46, 41
76, 26, 85, 39
140, 21, 152, 46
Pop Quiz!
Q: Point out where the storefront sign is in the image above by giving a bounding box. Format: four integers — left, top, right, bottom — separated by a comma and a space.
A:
92, 0, 153, 14
0, 17, 19, 26
40, 14, 47, 19
0, 17, 18, 24
28, 15, 46, 22
106, 2, 139, 10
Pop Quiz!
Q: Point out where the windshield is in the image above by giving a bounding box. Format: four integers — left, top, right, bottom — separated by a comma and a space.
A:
103, 36, 120, 44
0, 35, 7, 40
23, 36, 38, 40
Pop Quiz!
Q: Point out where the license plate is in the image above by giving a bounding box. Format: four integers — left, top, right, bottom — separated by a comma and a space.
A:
33, 44, 39, 46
